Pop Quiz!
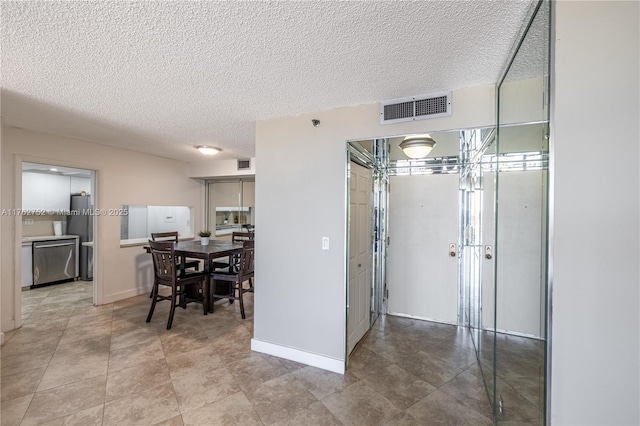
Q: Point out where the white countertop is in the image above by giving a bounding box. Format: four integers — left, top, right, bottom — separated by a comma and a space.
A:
120, 236, 195, 247
215, 225, 253, 236
22, 235, 80, 243
215, 228, 241, 236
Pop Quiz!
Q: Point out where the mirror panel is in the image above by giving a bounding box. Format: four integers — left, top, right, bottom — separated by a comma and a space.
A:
498, 0, 549, 126
495, 0, 550, 423
459, 127, 498, 417
206, 179, 255, 240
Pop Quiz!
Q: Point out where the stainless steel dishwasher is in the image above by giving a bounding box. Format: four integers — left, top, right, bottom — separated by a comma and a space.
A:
32, 239, 78, 286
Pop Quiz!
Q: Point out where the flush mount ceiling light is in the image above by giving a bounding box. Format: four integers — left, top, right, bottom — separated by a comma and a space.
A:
399, 134, 436, 159
196, 146, 220, 155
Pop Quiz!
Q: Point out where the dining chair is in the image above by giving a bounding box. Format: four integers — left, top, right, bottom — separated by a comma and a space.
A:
210, 240, 255, 319
149, 231, 201, 299
231, 231, 255, 242
231, 231, 255, 287
147, 240, 208, 329
208, 231, 254, 272
151, 231, 201, 272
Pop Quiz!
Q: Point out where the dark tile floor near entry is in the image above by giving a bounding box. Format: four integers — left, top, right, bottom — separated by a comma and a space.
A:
1, 282, 541, 425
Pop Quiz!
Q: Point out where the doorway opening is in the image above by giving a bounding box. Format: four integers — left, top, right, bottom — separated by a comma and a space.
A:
345, 140, 389, 358
346, 130, 467, 355
18, 161, 98, 328
345, 122, 549, 423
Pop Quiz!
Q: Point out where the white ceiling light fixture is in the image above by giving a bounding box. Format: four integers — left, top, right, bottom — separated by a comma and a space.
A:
399, 134, 436, 159
196, 146, 220, 155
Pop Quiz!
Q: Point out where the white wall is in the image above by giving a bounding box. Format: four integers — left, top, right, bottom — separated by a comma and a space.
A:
70, 176, 91, 194
482, 170, 546, 338
496, 170, 544, 337
1, 126, 204, 332
253, 84, 495, 371
500, 76, 546, 125
188, 157, 256, 178
551, 2, 640, 424
0, 119, 4, 344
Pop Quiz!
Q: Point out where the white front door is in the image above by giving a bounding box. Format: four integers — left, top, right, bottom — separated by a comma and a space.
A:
347, 161, 372, 355
387, 173, 460, 323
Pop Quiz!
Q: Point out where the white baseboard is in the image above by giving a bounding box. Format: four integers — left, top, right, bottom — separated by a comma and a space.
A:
102, 287, 149, 304
251, 338, 345, 375
2, 320, 17, 334
484, 326, 544, 341
387, 311, 458, 326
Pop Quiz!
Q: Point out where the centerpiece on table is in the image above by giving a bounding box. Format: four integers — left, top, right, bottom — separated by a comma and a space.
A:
198, 230, 211, 245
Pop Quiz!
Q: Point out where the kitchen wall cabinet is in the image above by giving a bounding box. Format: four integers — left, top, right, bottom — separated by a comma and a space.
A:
22, 172, 71, 212
120, 205, 194, 244
70, 176, 91, 194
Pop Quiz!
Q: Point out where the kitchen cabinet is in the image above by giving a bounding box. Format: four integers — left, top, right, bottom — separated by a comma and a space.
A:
22, 172, 71, 213
21, 242, 32, 287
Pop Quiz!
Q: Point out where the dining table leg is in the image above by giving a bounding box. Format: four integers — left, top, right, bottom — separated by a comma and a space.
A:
202, 274, 213, 315
203, 261, 211, 315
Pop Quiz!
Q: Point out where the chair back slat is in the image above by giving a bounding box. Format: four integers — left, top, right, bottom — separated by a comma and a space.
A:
238, 240, 255, 281
232, 231, 255, 242
149, 240, 177, 283
151, 231, 179, 243
147, 239, 206, 329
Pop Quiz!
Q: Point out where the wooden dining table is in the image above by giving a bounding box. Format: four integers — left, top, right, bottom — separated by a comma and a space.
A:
177, 239, 243, 313
146, 239, 243, 314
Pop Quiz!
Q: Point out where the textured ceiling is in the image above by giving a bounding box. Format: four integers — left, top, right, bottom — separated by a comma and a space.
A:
1, 1, 534, 163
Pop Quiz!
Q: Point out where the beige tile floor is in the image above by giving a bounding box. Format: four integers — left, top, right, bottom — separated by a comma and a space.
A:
1, 281, 542, 425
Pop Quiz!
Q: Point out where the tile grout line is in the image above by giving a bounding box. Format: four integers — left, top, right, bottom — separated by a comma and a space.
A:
13, 285, 87, 425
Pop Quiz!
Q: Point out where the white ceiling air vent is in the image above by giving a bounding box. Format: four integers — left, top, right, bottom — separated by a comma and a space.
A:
237, 159, 251, 170
380, 91, 451, 124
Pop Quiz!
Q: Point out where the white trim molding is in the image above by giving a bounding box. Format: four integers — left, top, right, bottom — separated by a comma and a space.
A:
102, 287, 149, 305
387, 311, 458, 326
251, 338, 345, 375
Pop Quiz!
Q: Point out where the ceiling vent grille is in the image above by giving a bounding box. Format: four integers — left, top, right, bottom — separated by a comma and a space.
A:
380, 91, 451, 124
237, 159, 251, 170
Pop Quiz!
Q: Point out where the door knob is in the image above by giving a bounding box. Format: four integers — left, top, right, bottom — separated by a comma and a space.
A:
449, 243, 457, 257
485, 245, 493, 260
